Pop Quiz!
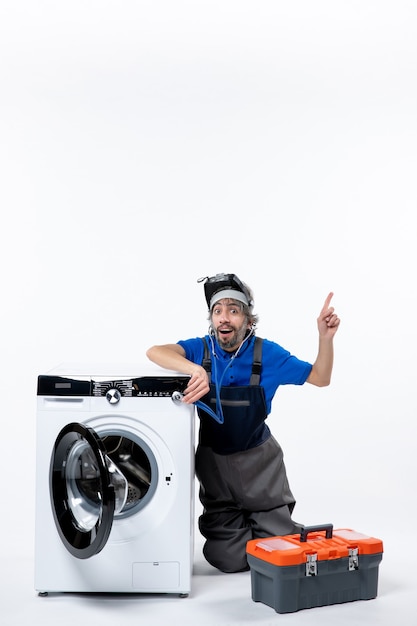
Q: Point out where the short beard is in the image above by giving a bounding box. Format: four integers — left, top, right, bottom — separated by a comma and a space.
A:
215, 325, 248, 350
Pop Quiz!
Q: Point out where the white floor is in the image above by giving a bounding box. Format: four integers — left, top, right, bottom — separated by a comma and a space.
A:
2, 520, 414, 626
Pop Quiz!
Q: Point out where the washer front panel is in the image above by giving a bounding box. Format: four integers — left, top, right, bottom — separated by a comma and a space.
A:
35, 368, 195, 593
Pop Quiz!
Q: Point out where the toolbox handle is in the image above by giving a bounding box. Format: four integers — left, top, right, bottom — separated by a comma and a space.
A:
300, 524, 333, 542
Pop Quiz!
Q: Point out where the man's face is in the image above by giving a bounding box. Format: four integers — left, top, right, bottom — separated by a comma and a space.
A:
211, 298, 250, 351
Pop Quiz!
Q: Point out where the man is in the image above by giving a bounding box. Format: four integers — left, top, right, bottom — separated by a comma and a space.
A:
146, 273, 340, 573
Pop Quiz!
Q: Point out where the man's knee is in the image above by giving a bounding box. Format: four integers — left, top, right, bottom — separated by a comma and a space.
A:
202, 540, 249, 573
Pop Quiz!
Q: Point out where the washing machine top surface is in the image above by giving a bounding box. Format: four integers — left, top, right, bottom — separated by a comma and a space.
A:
44, 361, 183, 378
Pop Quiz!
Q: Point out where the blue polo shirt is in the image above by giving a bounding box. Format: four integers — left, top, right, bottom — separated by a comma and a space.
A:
177, 334, 312, 415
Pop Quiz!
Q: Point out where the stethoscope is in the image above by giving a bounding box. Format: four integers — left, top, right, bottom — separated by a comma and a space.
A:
172, 328, 254, 424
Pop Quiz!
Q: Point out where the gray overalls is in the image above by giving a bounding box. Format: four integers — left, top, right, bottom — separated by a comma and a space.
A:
195, 337, 302, 573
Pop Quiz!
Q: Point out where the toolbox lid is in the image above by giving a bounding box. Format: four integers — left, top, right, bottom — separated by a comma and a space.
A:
246, 527, 383, 567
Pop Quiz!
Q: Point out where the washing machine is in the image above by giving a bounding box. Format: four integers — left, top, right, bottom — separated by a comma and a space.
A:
34, 363, 195, 597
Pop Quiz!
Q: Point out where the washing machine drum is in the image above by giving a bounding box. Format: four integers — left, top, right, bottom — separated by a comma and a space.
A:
50, 422, 147, 559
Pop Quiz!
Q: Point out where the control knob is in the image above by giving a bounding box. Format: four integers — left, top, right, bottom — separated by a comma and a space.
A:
106, 388, 121, 404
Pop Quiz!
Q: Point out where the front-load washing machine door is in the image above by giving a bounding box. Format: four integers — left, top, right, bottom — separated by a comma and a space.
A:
50, 422, 120, 559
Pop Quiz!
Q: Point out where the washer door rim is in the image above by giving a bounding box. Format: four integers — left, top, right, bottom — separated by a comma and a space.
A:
50, 422, 115, 559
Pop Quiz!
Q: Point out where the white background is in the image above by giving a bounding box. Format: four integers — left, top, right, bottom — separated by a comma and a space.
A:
1, 1, 416, 624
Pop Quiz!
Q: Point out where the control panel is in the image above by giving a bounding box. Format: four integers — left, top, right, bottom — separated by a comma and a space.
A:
38, 375, 190, 397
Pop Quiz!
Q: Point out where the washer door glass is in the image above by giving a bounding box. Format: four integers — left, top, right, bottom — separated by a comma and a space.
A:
99, 432, 157, 517
50, 422, 118, 559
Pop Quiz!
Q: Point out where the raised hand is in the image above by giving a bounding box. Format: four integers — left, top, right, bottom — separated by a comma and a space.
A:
317, 292, 340, 338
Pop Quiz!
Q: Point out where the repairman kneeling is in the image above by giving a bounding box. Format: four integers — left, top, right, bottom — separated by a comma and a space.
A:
146, 273, 340, 573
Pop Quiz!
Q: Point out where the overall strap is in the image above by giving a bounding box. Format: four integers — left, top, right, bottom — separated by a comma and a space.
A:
201, 337, 212, 383
201, 336, 263, 386
249, 336, 263, 385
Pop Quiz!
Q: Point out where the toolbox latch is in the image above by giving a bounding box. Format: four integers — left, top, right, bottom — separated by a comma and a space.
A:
348, 547, 359, 571
305, 553, 317, 577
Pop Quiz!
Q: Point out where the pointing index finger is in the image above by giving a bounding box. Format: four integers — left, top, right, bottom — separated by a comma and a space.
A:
322, 292, 334, 311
